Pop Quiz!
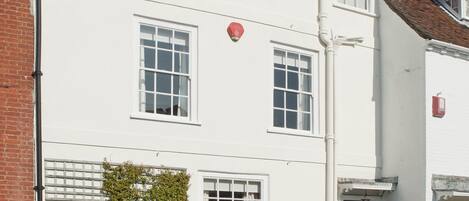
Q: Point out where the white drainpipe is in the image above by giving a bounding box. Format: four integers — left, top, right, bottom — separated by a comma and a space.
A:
318, 0, 336, 201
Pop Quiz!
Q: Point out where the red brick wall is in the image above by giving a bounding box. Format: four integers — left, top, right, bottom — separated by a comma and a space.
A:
0, 0, 35, 200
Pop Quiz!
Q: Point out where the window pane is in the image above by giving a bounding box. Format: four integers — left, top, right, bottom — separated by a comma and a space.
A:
452, 0, 460, 11
140, 25, 156, 47
234, 181, 246, 197
140, 92, 154, 113
274, 109, 284, 127
300, 94, 311, 112
274, 69, 286, 88
174, 31, 189, 52
156, 94, 171, 115
173, 96, 179, 116
144, 71, 154, 91
173, 76, 189, 96
445, 0, 461, 12
287, 53, 298, 67
301, 74, 312, 92
274, 50, 286, 65
143, 48, 155, 68
174, 53, 189, 74
300, 55, 311, 73
219, 180, 232, 198
300, 113, 311, 131
157, 50, 172, 71
204, 178, 217, 199
158, 28, 172, 49
179, 97, 188, 117
287, 53, 299, 71
156, 73, 171, 93
286, 92, 298, 110
203, 179, 216, 191
274, 90, 284, 108
248, 181, 261, 199
172, 96, 184, 117
287, 72, 299, 90
286, 111, 298, 129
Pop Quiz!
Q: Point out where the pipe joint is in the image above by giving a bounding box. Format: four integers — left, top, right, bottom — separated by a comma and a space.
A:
325, 135, 335, 141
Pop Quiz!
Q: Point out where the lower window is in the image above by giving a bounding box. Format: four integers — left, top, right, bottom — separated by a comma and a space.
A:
204, 178, 263, 201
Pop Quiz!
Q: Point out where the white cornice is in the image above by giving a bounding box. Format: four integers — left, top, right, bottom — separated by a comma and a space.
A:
426, 40, 469, 61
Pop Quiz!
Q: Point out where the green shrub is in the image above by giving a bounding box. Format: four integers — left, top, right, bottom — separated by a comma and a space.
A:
102, 161, 190, 201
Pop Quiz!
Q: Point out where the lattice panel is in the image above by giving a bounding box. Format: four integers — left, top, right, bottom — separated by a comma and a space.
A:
44, 159, 106, 201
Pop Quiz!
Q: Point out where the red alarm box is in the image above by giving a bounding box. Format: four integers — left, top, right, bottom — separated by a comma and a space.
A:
432, 96, 446, 118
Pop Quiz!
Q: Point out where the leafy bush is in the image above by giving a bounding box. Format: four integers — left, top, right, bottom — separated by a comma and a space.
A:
102, 161, 190, 201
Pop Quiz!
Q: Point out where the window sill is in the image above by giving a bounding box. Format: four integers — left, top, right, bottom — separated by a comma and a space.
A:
332, 3, 378, 18
267, 127, 323, 138
130, 112, 202, 126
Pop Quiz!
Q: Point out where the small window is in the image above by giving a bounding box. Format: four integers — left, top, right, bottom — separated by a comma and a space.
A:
134, 18, 198, 123
337, 0, 370, 11
439, 0, 469, 19
445, 0, 461, 13
204, 178, 263, 201
273, 48, 316, 133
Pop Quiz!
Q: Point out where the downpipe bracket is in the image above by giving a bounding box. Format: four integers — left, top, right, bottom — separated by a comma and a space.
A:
32, 70, 43, 78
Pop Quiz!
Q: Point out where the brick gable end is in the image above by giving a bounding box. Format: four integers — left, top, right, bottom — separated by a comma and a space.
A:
0, 0, 35, 200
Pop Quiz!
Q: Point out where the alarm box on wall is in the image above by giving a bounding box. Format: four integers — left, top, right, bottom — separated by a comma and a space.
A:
432, 96, 446, 118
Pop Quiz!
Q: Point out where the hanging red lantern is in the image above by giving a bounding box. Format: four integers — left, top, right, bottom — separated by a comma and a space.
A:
227, 22, 244, 42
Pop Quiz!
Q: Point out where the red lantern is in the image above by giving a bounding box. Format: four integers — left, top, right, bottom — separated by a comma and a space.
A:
227, 22, 244, 42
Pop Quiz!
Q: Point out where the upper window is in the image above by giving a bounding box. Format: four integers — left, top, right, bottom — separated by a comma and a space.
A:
134, 19, 198, 123
439, 0, 469, 19
337, 0, 371, 11
272, 46, 318, 135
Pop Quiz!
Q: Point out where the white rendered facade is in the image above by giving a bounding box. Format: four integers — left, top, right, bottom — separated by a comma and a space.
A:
380, 2, 469, 201
38, 0, 469, 201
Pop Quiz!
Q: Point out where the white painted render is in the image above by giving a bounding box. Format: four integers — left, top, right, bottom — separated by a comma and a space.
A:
379, 2, 469, 201
39, 0, 401, 200
426, 50, 469, 201
379, 2, 428, 201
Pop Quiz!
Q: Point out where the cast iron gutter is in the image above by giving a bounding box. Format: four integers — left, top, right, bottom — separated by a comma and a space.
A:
32, 0, 44, 200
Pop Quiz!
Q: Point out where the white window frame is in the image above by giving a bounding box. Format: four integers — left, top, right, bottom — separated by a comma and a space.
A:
131, 16, 199, 125
200, 171, 269, 201
463, 0, 469, 19
268, 43, 320, 137
334, 0, 376, 16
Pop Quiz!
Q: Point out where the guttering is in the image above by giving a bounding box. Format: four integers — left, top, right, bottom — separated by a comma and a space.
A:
32, 0, 44, 200
427, 39, 469, 54
426, 40, 469, 61
318, 1, 336, 201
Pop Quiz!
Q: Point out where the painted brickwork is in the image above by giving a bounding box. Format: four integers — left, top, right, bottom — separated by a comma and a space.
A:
0, 0, 35, 200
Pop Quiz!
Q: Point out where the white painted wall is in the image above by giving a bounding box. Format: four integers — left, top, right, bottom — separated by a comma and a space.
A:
330, 3, 382, 180
41, 0, 381, 200
379, 2, 428, 201
426, 51, 469, 200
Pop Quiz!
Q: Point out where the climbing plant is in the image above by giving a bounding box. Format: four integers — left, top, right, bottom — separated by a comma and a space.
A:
102, 161, 190, 201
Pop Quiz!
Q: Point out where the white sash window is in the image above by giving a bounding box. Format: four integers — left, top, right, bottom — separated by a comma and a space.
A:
133, 17, 198, 124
